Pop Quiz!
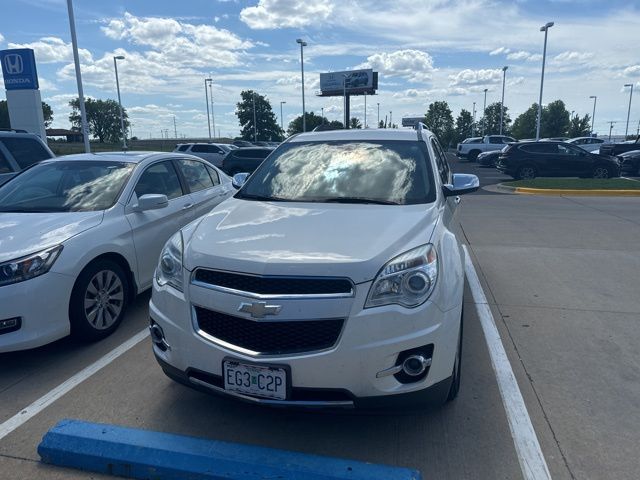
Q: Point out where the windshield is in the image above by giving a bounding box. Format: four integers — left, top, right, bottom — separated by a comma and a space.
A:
0, 160, 135, 212
237, 140, 435, 205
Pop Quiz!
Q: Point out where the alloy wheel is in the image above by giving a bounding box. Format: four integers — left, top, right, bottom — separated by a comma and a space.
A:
592, 167, 609, 179
83, 270, 125, 330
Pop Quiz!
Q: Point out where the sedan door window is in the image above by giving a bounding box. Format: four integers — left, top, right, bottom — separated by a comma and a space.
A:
205, 165, 221, 186
177, 159, 214, 193
134, 161, 184, 200
0, 149, 11, 174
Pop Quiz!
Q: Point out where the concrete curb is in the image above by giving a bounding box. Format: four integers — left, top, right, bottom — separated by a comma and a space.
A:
497, 183, 640, 196
38, 419, 422, 480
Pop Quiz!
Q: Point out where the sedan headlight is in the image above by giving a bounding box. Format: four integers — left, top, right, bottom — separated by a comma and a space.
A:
155, 231, 183, 291
0, 245, 63, 287
365, 244, 437, 308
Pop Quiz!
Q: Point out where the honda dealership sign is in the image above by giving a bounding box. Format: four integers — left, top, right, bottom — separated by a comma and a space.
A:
319, 69, 378, 96
1, 48, 46, 139
0, 49, 39, 90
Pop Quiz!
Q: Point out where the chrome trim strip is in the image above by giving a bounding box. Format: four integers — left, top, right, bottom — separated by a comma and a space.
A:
191, 305, 346, 358
189, 377, 355, 408
375, 364, 404, 378
190, 270, 355, 300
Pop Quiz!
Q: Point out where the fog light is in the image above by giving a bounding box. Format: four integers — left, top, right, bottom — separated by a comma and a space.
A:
149, 321, 170, 351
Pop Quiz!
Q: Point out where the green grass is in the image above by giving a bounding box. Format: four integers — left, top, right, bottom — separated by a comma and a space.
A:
503, 178, 640, 190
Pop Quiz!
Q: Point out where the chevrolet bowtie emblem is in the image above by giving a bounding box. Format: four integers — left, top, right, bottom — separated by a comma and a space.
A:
238, 301, 282, 318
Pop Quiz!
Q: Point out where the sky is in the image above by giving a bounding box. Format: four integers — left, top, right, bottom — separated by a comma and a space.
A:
1, 0, 639, 139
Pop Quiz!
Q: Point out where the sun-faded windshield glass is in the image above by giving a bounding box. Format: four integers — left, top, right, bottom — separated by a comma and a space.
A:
238, 140, 435, 205
0, 161, 135, 212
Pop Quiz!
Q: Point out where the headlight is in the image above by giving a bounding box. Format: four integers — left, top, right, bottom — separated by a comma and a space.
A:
365, 244, 437, 308
155, 231, 183, 291
0, 245, 63, 287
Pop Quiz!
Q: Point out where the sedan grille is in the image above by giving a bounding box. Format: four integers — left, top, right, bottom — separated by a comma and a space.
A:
194, 306, 344, 355
193, 269, 353, 296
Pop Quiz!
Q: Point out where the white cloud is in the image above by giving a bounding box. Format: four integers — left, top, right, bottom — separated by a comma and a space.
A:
240, 0, 334, 29
490, 47, 510, 56
506, 50, 542, 62
553, 51, 594, 63
0, 33, 4, 45
449, 69, 503, 87
7, 37, 93, 63
359, 49, 435, 83
623, 65, 640, 77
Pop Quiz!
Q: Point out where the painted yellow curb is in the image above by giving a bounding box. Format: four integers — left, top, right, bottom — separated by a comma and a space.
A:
514, 187, 640, 196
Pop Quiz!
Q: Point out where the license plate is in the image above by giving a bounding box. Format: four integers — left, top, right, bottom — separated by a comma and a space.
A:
223, 360, 287, 400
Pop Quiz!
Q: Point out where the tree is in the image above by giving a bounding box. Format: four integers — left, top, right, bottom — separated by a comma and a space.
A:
287, 111, 328, 135
236, 90, 283, 141
478, 102, 511, 136
378, 120, 385, 129
425, 101, 454, 146
349, 117, 362, 129
0, 100, 53, 129
69, 98, 130, 143
511, 104, 539, 139
541, 100, 570, 138
568, 114, 592, 137
454, 109, 473, 144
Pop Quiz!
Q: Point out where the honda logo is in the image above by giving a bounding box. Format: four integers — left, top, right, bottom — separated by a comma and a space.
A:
238, 301, 282, 318
4, 54, 23, 75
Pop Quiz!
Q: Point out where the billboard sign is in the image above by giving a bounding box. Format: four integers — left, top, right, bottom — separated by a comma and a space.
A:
402, 116, 427, 127
0, 49, 39, 90
319, 69, 377, 96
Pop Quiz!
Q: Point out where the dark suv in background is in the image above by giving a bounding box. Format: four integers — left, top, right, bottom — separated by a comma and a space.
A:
0, 130, 55, 185
222, 147, 273, 175
496, 141, 620, 180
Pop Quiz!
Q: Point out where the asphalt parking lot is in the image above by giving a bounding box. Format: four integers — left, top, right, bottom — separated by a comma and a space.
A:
1, 157, 639, 479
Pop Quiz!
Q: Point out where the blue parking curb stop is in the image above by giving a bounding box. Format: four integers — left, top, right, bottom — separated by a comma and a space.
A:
38, 419, 422, 480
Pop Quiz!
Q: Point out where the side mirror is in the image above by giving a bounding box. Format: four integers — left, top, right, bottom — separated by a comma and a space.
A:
443, 174, 480, 197
232, 172, 250, 189
134, 194, 169, 211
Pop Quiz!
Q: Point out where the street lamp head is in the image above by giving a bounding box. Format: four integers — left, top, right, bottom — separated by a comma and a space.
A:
624, 84, 633, 87
114, 55, 125, 60
483, 88, 488, 93
590, 95, 597, 99
502, 66, 508, 72
205, 78, 212, 82
540, 21, 554, 31
296, 38, 307, 46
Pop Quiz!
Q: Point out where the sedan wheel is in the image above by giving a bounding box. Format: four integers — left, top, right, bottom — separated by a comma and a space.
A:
592, 166, 610, 179
70, 260, 129, 341
516, 166, 536, 180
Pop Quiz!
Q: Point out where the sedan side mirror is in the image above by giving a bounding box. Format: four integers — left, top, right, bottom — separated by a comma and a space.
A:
232, 172, 250, 189
443, 174, 480, 197
134, 194, 169, 211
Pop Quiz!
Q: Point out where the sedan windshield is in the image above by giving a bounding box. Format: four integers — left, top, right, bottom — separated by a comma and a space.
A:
237, 140, 435, 205
0, 160, 135, 212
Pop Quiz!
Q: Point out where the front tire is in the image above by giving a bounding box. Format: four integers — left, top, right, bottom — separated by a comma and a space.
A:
446, 310, 463, 402
468, 150, 480, 162
592, 165, 611, 179
516, 165, 537, 180
69, 260, 129, 342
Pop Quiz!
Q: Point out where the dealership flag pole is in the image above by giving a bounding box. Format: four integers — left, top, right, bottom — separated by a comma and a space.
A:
66, 0, 90, 153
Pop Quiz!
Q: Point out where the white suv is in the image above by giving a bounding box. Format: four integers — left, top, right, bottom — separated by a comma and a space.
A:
150, 126, 479, 410
174, 143, 231, 168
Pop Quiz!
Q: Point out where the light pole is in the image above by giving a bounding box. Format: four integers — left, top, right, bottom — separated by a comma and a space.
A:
321, 107, 324, 124
377, 102, 380, 127
608, 121, 616, 142
66, 0, 90, 153
389, 111, 393, 128
536, 21, 554, 141
472, 101, 476, 136
296, 39, 307, 132
364, 93, 367, 128
204, 78, 212, 140
482, 88, 488, 135
342, 73, 351, 128
500, 66, 508, 135
208, 80, 215, 140
590, 95, 597, 135
252, 91, 257, 142
624, 84, 634, 138
113, 55, 126, 149
280, 101, 286, 132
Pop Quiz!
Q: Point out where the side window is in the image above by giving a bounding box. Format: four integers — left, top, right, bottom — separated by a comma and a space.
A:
190, 145, 207, 153
206, 165, 220, 186
134, 161, 184, 200
489, 137, 502, 144
0, 148, 12, 174
177, 145, 190, 152
255, 149, 271, 159
177, 159, 214, 193
430, 138, 450, 184
503, 137, 516, 144
2, 137, 52, 169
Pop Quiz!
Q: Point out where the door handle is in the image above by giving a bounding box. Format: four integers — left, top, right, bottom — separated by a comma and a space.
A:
182, 203, 194, 210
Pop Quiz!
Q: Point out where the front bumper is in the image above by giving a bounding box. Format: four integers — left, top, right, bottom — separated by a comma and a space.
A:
0, 272, 75, 353
150, 276, 461, 409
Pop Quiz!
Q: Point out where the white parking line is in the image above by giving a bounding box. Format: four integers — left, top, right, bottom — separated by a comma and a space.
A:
463, 246, 552, 480
0, 328, 149, 442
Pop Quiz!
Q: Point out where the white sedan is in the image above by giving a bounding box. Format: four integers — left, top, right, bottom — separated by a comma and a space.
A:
0, 152, 233, 353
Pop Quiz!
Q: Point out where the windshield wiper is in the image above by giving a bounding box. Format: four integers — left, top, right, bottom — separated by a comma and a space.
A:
321, 197, 399, 205
235, 192, 293, 202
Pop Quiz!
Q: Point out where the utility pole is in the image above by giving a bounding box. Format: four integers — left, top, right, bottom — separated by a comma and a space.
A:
66, 0, 90, 153
608, 121, 616, 142
321, 107, 324, 124
377, 102, 380, 127
280, 101, 286, 132
208, 80, 215, 140
590, 95, 597, 136
364, 93, 367, 128
536, 22, 554, 141
472, 102, 476, 136
204, 78, 212, 140
389, 111, 393, 128
252, 91, 257, 142
296, 38, 307, 132
482, 88, 488, 135
624, 84, 634, 138
500, 66, 508, 135
113, 55, 126, 149
173, 115, 177, 138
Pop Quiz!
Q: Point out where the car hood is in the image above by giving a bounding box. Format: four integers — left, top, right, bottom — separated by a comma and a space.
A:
0, 211, 104, 263
184, 197, 440, 283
